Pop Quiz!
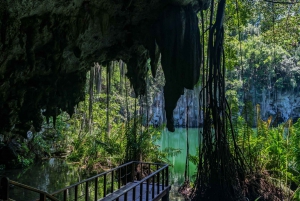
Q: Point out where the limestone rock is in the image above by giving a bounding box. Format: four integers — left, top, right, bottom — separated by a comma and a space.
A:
0, 0, 210, 135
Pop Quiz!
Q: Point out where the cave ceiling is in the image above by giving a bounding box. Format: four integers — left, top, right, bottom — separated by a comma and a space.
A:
0, 0, 210, 135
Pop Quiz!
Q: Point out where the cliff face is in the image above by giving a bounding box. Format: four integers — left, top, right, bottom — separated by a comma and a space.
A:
148, 84, 300, 128
0, 0, 210, 136
254, 89, 300, 124
149, 86, 201, 128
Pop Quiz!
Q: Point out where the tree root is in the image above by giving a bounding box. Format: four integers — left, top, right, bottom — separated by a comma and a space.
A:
242, 171, 293, 201
178, 180, 192, 200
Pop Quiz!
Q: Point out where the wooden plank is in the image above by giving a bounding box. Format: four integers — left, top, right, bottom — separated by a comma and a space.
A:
98, 182, 170, 201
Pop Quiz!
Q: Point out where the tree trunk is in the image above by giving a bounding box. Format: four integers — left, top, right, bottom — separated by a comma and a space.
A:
106, 62, 111, 137
95, 63, 102, 94
89, 66, 94, 133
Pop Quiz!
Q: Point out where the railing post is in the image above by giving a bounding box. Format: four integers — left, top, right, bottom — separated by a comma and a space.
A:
157, 172, 160, 194
146, 179, 149, 201
85, 181, 89, 201
94, 177, 98, 201
133, 186, 136, 200
0, 177, 9, 200
131, 162, 135, 182
166, 165, 169, 187
118, 168, 121, 189
124, 192, 128, 201
139, 183, 143, 201
125, 165, 128, 184
162, 168, 165, 190
111, 171, 114, 193
75, 185, 78, 201
152, 174, 155, 198
162, 188, 170, 201
162, 165, 170, 201
103, 174, 107, 197
39, 193, 46, 201
63, 189, 67, 201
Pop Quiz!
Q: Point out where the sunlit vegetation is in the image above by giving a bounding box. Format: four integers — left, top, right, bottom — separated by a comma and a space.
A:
43, 61, 168, 172
2, 0, 300, 200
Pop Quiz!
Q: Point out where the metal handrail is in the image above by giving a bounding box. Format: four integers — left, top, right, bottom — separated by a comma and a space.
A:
0, 177, 59, 201
112, 164, 169, 200
51, 161, 135, 195
51, 161, 165, 196
0, 161, 168, 201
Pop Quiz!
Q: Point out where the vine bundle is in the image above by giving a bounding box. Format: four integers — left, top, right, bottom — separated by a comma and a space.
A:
192, 0, 247, 200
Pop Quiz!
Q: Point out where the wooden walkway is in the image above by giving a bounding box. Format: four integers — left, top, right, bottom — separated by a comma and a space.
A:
100, 182, 170, 201
0, 161, 170, 201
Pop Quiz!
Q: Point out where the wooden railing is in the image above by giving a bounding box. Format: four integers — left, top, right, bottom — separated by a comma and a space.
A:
0, 161, 169, 201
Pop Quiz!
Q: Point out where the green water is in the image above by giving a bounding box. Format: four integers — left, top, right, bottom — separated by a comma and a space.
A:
0, 158, 87, 201
156, 128, 201, 185
156, 128, 201, 201
1, 128, 201, 201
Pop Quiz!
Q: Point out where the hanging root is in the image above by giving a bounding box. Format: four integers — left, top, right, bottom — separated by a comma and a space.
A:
191, 0, 247, 200
178, 180, 192, 200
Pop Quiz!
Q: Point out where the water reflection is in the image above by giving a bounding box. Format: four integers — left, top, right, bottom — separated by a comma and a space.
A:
1, 158, 86, 201
156, 128, 201, 201
1, 128, 200, 201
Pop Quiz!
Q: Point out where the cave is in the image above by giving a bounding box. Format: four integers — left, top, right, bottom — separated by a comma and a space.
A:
0, 0, 210, 136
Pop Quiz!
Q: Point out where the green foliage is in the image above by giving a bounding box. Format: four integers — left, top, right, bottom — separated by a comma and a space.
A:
294, 188, 300, 200
48, 62, 166, 172
60, 94, 125, 167
9, 132, 52, 168
188, 149, 199, 166
232, 112, 300, 197
124, 117, 167, 163
224, 2, 300, 112
223, 3, 300, 195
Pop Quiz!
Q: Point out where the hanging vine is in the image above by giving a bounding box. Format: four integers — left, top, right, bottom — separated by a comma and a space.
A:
192, 0, 247, 200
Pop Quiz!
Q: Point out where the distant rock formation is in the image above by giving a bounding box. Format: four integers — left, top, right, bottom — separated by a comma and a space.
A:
256, 90, 300, 124
149, 86, 202, 128
148, 86, 300, 128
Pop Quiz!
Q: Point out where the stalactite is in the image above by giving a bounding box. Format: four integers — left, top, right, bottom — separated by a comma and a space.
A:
0, 0, 213, 135
152, 4, 201, 132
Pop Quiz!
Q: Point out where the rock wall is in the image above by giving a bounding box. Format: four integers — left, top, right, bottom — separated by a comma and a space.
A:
257, 90, 300, 123
0, 0, 210, 136
148, 86, 300, 128
149, 86, 202, 128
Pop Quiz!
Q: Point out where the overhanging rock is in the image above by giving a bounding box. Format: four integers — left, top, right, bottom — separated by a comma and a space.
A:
0, 0, 210, 135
